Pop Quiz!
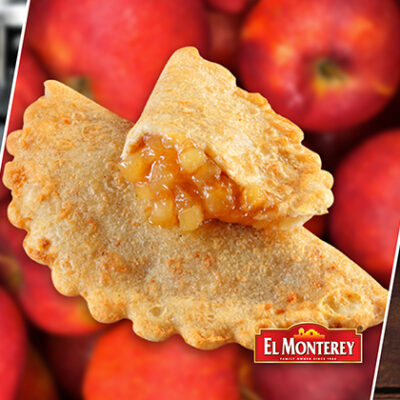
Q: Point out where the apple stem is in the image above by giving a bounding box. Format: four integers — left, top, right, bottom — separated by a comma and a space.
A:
316, 58, 346, 83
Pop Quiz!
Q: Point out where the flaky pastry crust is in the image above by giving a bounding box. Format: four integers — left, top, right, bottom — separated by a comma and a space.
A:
123, 47, 333, 229
3, 81, 386, 350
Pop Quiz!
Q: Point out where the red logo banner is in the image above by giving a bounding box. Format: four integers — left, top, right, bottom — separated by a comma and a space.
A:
255, 323, 362, 363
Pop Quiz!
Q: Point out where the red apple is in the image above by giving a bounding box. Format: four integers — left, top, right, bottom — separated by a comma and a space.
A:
83, 321, 244, 400
205, 0, 254, 14
0, 202, 104, 335
7, 46, 47, 134
303, 131, 366, 173
0, 47, 47, 202
45, 333, 102, 398
16, 345, 58, 400
0, 287, 27, 400
26, 0, 209, 121
329, 130, 400, 287
0, 160, 10, 201
239, 0, 400, 133
304, 215, 326, 238
15, 254, 103, 335
207, 11, 241, 73
254, 325, 382, 400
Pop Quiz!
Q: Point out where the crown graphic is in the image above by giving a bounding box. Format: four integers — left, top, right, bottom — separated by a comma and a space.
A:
293, 328, 325, 340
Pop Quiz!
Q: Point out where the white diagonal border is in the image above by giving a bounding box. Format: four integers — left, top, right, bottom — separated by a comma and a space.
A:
0, 0, 30, 171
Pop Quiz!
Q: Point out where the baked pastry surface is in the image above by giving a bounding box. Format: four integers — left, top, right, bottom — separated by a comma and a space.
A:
4, 81, 386, 349
122, 47, 333, 230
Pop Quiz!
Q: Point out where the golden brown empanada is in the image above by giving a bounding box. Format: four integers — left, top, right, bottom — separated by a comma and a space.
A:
121, 47, 333, 232
3, 81, 386, 350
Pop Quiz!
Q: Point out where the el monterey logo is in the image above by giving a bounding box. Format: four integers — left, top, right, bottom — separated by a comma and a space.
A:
255, 323, 362, 363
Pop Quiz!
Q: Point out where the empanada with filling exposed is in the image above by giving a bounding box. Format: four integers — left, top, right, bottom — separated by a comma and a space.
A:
121, 47, 333, 232
3, 81, 386, 350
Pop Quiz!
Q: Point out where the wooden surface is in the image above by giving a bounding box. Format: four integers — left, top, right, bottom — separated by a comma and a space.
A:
374, 257, 400, 399
374, 395, 400, 400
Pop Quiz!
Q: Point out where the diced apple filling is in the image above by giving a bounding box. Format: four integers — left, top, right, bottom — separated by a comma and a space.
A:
120, 135, 271, 231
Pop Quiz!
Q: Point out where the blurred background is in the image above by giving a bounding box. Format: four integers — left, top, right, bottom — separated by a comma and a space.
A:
0, 0, 399, 399
0, 0, 25, 137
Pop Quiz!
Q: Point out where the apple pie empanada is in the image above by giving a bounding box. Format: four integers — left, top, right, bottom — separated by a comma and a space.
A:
121, 47, 333, 232
3, 81, 386, 350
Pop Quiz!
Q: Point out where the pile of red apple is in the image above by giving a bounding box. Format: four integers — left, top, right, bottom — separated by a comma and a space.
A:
1, 0, 399, 398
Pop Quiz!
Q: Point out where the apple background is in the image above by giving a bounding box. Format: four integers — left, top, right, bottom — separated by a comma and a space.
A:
0, 0, 399, 399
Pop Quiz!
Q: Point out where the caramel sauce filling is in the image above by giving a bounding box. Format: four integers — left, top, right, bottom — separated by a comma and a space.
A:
120, 135, 271, 231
